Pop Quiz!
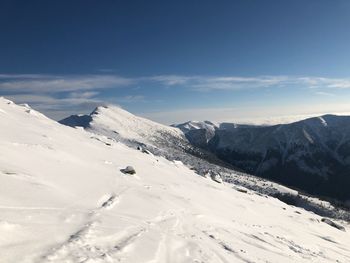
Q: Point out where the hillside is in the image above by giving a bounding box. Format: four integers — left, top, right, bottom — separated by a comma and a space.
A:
1, 98, 350, 262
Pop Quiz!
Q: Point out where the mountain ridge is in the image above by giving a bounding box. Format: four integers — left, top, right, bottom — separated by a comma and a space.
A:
174, 114, 350, 201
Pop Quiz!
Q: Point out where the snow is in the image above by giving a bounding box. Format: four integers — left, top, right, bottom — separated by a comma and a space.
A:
318, 116, 328, 127
89, 105, 185, 147
0, 97, 350, 263
176, 120, 218, 134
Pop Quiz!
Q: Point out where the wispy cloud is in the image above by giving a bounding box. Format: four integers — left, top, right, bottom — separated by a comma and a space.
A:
150, 75, 350, 91
2, 73, 350, 94
0, 74, 132, 93
67, 91, 100, 99
191, 76, 288, 91
0, 74, 53, 79
149, 75, 195, 86
2, 73, 350, 121
150, 75, 289, 91
315, 91, 336, 97
115, 95, 145, 103
295, 77, 350, 90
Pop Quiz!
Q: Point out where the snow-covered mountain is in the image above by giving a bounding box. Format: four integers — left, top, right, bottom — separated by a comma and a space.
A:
175, 120, 218, 138
173, 121, 218, 148
60, 106, 233, 174
2, 97, 350, 262
174, 115, 350, 202
60, 105, 350, 221
60, 105, 188, 151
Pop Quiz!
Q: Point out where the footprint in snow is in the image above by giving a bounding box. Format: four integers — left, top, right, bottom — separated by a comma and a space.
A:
99, 194, 119, 210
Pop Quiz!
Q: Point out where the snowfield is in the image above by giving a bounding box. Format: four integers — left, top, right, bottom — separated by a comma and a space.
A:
60, 105, 187, 150
0, 97, 350, 263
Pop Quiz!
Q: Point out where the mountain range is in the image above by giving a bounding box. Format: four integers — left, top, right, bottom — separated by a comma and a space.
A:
175, 115, 350, 202
62, 108, 350, 202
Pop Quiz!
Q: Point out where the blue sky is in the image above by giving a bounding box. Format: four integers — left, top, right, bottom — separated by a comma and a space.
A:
1, 0, 350, 124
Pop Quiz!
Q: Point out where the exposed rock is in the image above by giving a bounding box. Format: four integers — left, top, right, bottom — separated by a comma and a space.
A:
137, 145, 152, 155
211, 173, 223, 184
321, 218, 346, 231
120, 166, 136, 175
233, 186, 248, 193
142, 149, 152, 155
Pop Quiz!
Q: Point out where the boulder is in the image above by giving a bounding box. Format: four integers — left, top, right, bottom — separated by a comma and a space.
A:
121, 166, 136, 175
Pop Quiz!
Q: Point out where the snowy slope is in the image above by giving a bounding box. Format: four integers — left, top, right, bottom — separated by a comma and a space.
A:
1, 97, 350, 263
60, 105, 187, 149
60, 105, 233, 178
88, 106, 186, 144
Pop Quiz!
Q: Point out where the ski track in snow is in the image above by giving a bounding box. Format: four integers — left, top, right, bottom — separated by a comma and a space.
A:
42, 200, 185, 262
42, 187, 127, 262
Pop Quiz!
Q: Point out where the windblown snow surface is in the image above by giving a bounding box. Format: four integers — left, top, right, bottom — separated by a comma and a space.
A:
0, 98, 350, 263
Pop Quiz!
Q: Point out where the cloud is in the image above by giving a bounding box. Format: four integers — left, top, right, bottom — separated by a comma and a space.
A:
324, 80, 350, 89
149, 75, 289, 91
2, 73, 350, 95
2, 73, 350, 122
0, 74, 53, 79
115, 95, 145, 103
191, 76, 288, 91
68, 91, 100, 99
0, 74, 132, 93
298, 77, 350, 90
150, 75, 350, 92
315, 91, 336, 97
149, 75, 195, 86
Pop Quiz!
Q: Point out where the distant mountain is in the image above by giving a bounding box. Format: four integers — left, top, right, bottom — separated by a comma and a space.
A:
173, 121, 218, 148
59, 105, 232, 173
61, 107, 350, 218
175, 115, 350, 201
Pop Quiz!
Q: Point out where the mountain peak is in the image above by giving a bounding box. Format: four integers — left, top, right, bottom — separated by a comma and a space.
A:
91, 104, 130, 115
60, 104, 184, 146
